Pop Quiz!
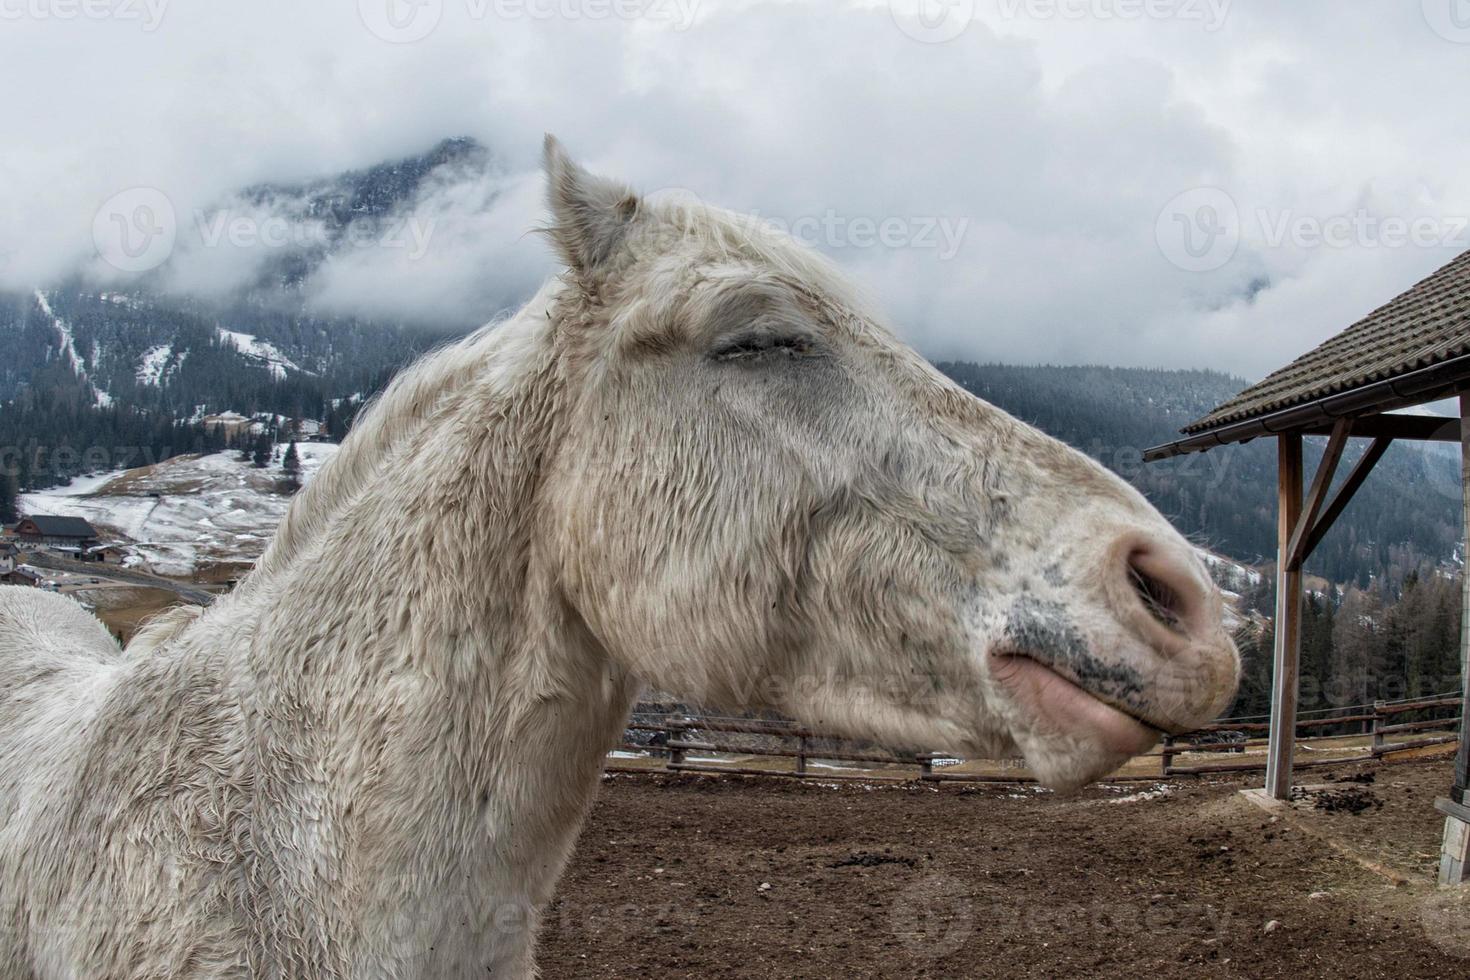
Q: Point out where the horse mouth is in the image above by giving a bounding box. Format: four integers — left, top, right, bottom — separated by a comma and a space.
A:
988, 650, 1163, 758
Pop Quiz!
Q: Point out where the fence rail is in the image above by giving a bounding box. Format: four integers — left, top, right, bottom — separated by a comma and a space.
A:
606, 692, 1464, 785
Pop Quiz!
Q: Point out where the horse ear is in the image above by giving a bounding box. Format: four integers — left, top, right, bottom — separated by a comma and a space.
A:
543, 135, 640, 274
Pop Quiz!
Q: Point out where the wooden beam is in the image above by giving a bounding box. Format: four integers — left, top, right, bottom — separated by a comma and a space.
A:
1286, 419, 1352, 571
1303, 412, 1460, 443
1300, 436, 1393, 562
1442, 812, 1469, 886
1266, 433, 1305, 801
1455, 392, 1470, 805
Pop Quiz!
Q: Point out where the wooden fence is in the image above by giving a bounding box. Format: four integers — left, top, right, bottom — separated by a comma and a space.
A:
605, 691, 1464, 785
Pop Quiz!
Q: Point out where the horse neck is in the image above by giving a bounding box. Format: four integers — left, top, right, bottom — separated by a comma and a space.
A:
234, 282, 583, 689
189, 291, 638, 909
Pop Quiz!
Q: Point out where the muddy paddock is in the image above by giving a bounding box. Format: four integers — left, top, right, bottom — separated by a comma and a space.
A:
541, 756, 1469, 978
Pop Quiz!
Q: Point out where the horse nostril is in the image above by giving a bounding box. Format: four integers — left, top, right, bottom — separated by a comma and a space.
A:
1128, 553, 1189, 636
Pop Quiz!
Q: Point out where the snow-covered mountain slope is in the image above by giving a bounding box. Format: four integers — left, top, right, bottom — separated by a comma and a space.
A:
33, 288, 112, 407
1197, 550, 1264, 632
136, 344, 179, 385
0, 137, 487, 417
1198, 551, 1263, 594
216, 327, 303, 380
21, 444, 337, 576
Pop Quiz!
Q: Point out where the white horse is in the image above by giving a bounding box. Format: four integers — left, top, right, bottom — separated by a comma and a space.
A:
0, 140, 1238, 979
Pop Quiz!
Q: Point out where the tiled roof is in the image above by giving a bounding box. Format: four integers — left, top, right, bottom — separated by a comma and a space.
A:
20, 515, 100, 538
1184, 249, 1470, 434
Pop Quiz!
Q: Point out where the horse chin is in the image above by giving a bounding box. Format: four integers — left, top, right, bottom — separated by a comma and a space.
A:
988, 651, 1161, 791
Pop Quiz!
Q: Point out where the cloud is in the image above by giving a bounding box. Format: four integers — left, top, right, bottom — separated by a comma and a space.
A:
1, 0, 1467, 376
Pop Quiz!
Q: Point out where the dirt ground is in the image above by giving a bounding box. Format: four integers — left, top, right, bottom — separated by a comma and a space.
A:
541, 755, 1470, 979
77, 586, 182, 643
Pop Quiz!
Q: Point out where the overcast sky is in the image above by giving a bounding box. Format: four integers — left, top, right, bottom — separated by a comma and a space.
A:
2, 0, 1467, 378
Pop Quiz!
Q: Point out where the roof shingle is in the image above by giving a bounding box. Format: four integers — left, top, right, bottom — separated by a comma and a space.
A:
1184, 249, 1470, 434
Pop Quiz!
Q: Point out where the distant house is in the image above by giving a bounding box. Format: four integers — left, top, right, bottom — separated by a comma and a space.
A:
0, 565, 40, 588
14, 516, 101, 551
201, 411, 255, 438
0, 542, 16, 574
85, 543, 127, 565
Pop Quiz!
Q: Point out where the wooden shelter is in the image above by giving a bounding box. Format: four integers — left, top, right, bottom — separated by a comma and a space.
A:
1145, 249, 1470, 885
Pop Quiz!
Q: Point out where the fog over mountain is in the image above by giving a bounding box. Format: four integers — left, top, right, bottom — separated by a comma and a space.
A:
3, 3, 1469, 375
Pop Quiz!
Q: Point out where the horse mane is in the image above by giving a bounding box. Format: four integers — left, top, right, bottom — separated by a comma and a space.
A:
241, 281, 563, 591
126, 602, 205, 655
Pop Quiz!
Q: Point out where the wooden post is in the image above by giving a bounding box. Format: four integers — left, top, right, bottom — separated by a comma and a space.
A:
1454, 392, 1470, 806
1266, 433, 1304, 801
1439, 393, 1470, 885
1160, 734, 1174, 777
1372, 701, 1386, 756
1439, 797, 1470, 887
667, 718, 687, 772
795, 735, 808, 776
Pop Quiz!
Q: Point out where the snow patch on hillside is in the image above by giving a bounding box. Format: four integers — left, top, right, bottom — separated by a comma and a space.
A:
35, 289, 113, 407
35, 290, 83, 375
216, 327, 302, 381
1199, 550, 1262, 591
137, 345, 173, 386
21, 444, 337, 576
1196, 550, 1263, 633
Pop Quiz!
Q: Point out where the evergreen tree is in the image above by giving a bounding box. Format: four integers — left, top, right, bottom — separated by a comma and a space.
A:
0, 471, 18, 524
1329, 588, 1379, 711
281, 440, 301, 494
1300, 593, 1335, 709
251, 433, 273, 469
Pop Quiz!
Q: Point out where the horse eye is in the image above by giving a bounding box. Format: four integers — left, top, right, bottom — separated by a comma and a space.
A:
711, 334, 814, 362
